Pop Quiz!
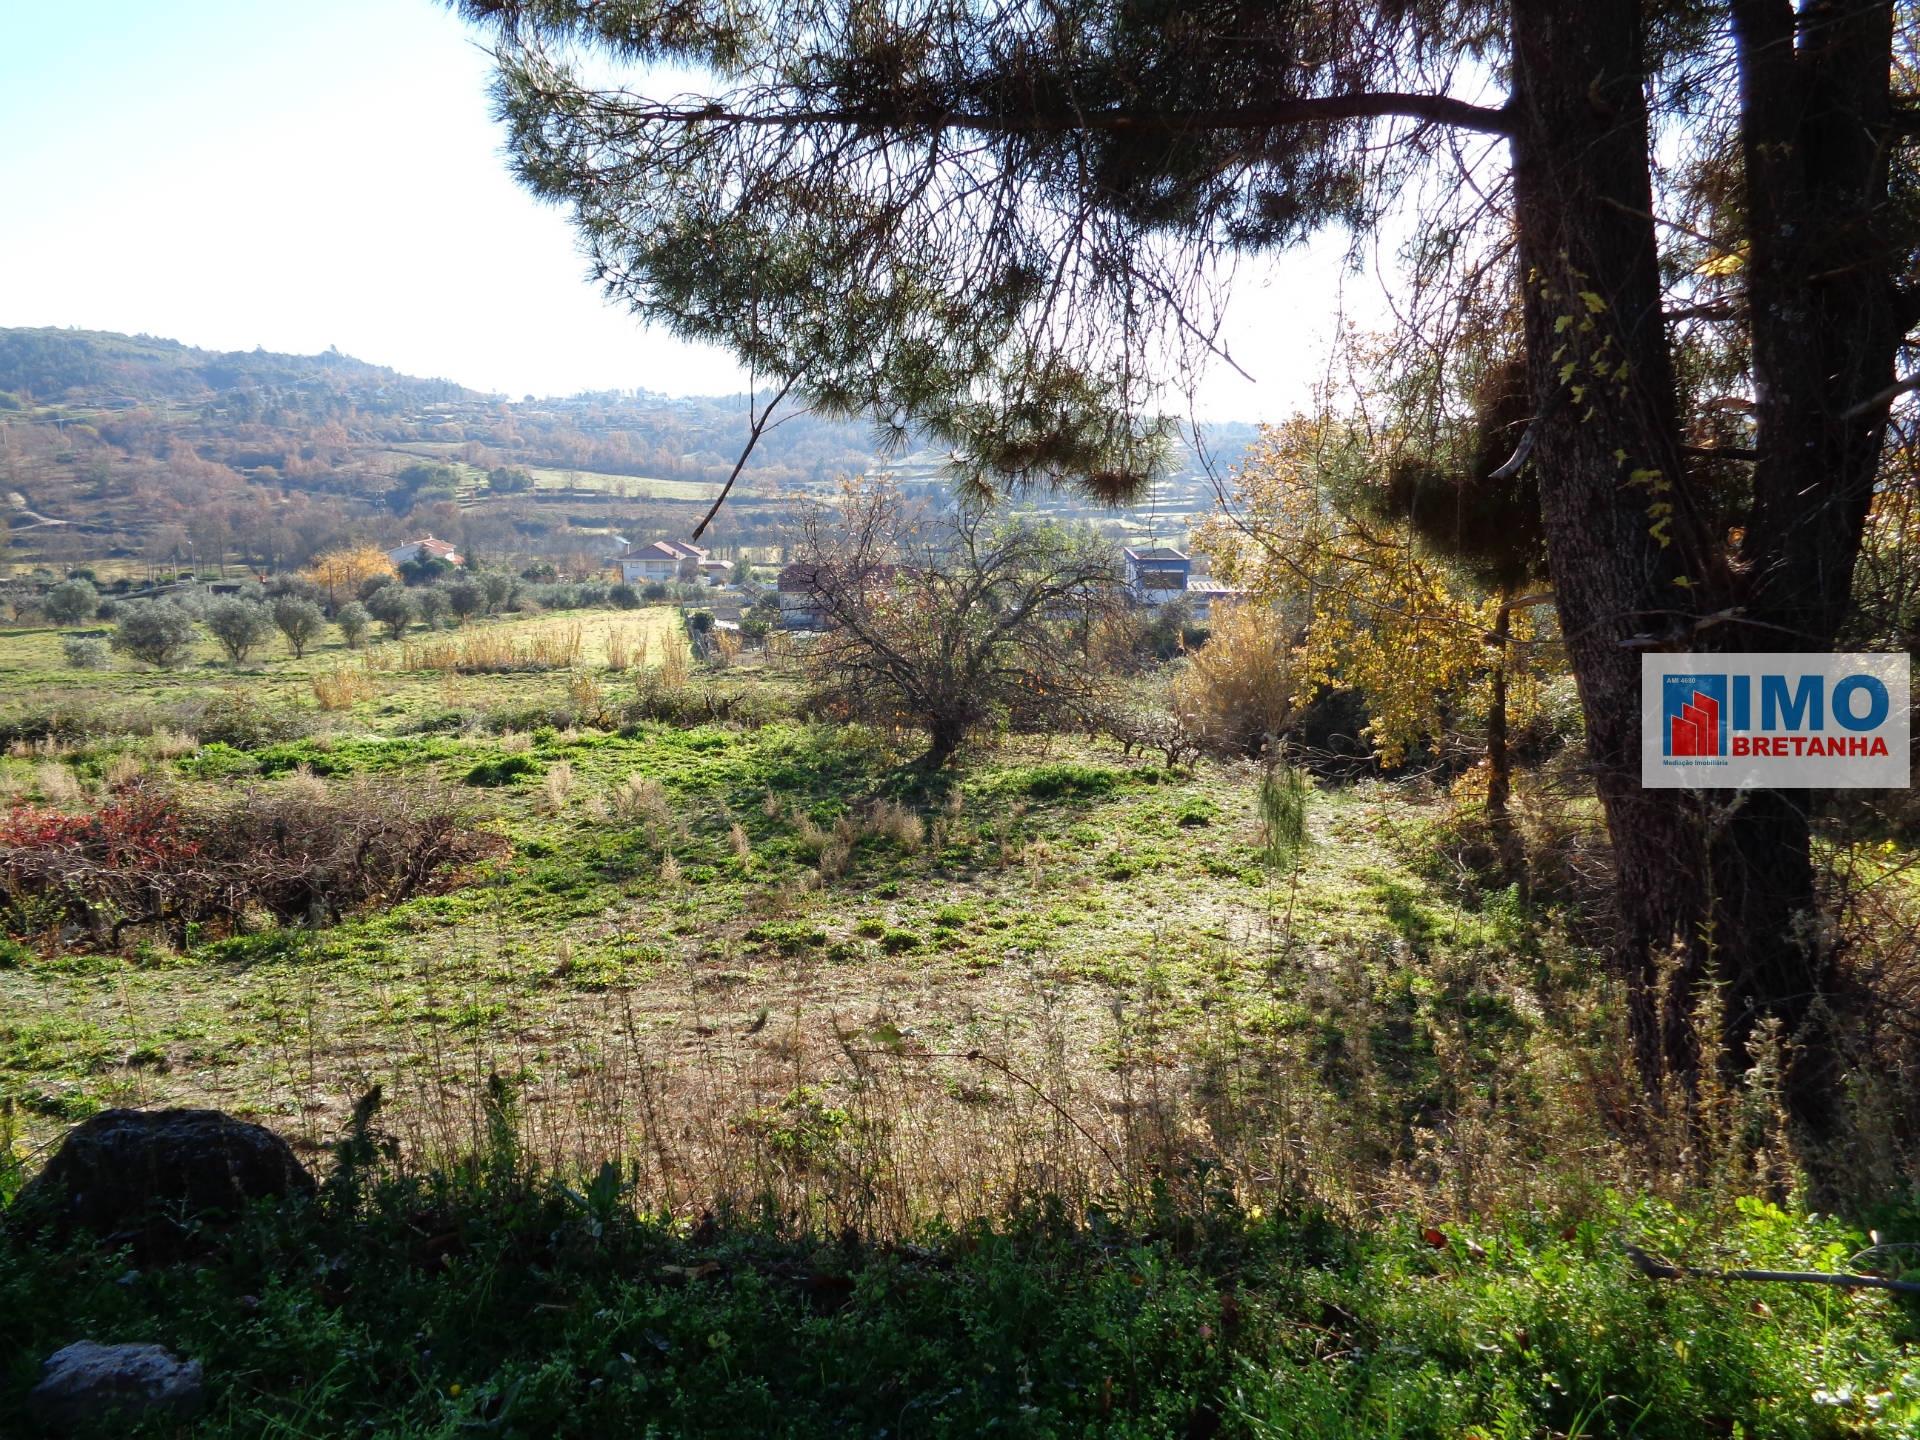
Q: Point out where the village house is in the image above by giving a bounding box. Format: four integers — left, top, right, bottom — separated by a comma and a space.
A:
775, 560, 906, 629
619, 539, 731, 588
1121, 546, 1243, 623
775, 561, 831, 630
386, 535, 463, 568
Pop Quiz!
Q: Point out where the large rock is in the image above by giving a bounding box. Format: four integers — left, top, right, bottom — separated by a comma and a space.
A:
28, 1341, 204, 1431
15, 1108, 314, 1252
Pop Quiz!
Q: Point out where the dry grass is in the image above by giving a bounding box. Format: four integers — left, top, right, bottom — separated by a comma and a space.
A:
280, 764, 330, 809
817, 836, 851, 880
1170, 601, 1299, 755
567, 670, 611, 726
540, 761, 576, 815
658, 632, 691, 687
794, 814, 830, 857
608, 773, 674, 832
311, 664, 377, 711
34, 762, 82, 807
605, 625, 649, 673
867, 799, 925, 852
304, 925, 1657, 1239
102, 752, 147, 790
146, 728, 198, 760
401, 622, 585, 674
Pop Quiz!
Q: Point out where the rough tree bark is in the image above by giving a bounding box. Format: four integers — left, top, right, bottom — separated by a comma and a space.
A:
1485, 597, 1513, 827
1510, 0, 1907, 1130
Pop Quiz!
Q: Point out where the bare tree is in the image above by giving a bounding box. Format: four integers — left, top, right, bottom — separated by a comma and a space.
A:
798, 486, 1123, 768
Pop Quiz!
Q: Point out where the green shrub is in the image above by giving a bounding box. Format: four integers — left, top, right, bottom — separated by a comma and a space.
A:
464, 753, 544, 787
59, 635, 110, 671
110, 601, 198, 669
1013, 762, 1122, 799
43, 579, 99, 626
1174, 796, 1218, 827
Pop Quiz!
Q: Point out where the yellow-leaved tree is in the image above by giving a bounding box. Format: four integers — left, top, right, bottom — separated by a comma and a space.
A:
302, 545, 398, 609
1195, 409, 1551, 824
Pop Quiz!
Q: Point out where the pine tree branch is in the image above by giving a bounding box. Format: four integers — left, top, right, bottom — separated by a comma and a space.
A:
691, 376, 797, 542
571, 92, 1515, 138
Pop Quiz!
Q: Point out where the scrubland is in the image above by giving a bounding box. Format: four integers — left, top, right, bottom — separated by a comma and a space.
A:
1, 607, 1917, 1436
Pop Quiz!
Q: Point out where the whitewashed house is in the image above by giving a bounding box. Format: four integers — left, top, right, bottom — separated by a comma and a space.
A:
618, 537, 721, 587
1122, 546, 1244, 622
387, 536, 463, 568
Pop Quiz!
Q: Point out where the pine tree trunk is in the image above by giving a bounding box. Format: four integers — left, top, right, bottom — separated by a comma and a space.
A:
1509, 0, 1903, 1133
1509, 0, 1717, 1094
1485, 598, 1512, 827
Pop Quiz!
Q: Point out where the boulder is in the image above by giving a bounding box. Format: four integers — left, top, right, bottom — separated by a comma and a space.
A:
15, 1108, 314, 1252
27, 1341, 204, 1431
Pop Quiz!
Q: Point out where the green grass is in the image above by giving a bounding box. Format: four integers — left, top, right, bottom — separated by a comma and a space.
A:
4, 614, 1920, 1433
1, 1157, 1914, 1438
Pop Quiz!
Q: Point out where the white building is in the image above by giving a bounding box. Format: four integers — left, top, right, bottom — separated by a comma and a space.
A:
1122, 546, 1244, 622
619, 539, 728, 587
387, 536, 463, 568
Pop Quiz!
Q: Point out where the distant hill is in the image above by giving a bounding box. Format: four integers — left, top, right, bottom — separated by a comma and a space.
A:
0, 328, 474, 410
0, 327, 881, 574
0, 327, 1257, 576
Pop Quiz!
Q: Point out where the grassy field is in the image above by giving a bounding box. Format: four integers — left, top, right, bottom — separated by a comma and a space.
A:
379, 444, 720, 501
0, 607, 683, 725
524, 464, 716, 500
0, 602, 1615, 1221
3, 609, 1919, 1434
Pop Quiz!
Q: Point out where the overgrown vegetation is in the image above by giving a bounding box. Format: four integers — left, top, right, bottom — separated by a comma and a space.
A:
5, 1109, 1915, 1438
0, 778, 503, 946
3, 510, 1919, 1429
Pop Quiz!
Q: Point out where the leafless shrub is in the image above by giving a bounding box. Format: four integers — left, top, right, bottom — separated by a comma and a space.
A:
798, 483, 1126, 767
0, 779, 505, 947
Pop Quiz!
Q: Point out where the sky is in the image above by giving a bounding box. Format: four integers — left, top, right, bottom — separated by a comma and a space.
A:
0, 1, 1376, 420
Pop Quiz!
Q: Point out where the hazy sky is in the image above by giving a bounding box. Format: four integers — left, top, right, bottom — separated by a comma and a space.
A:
0, 0, 1373, 418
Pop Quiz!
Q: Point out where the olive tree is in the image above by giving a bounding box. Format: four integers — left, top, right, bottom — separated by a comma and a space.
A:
43, 579, 99, 627
111, 602, 198, 669
365, 585, 416, 641
205, 597, 275, 666
271, 595, 327, 658
335, 601, 372, 649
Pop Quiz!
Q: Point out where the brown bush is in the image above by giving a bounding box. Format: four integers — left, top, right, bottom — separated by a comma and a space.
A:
1168, 601, 1299, 756
0, 779, 505, 948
